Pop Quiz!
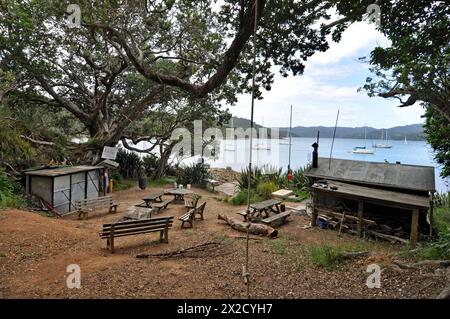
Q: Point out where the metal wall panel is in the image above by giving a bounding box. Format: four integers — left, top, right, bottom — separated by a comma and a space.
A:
53, 175, 71, 214
71, 172, 86, 209
86, 170, 100, 199
30, 176, 52, 204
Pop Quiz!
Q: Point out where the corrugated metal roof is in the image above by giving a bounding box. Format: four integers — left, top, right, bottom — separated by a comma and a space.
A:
304, 158, 435, 192
24, 166, 101, 177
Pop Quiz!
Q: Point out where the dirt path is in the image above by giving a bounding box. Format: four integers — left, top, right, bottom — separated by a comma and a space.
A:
0, 185, 446, 298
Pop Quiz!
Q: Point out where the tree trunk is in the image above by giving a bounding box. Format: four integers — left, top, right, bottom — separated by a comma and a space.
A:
217, 214, 278, 238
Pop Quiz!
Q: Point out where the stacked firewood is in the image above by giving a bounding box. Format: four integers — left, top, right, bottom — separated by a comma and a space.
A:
316, 208, 410, 244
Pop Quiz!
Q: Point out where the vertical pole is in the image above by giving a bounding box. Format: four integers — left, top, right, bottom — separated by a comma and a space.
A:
410, 208, 419, 248
288, 105, 293, 172
357, 200, 364, 237
429, 194, 434, 237
311, 191, 318, 227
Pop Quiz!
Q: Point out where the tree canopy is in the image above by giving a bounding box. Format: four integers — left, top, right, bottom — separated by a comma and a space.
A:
361, 0, 450, 121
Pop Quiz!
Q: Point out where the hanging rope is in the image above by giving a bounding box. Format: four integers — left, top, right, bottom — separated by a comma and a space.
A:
243, 0, 259, 299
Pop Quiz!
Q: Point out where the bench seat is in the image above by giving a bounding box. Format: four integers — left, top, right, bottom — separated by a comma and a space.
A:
261, 211, 291, 226
75, 195, 119, 219
99, 216, 173, 253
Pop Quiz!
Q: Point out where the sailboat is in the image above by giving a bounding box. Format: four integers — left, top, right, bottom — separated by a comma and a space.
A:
252, 117, 271, 150
352, 125, 374, 154
404, 136, 408, 144
224, 118, 236, 151
373, 129, 392, 148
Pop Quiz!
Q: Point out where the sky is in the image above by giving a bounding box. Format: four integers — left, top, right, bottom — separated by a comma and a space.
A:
228, 21, 425, 129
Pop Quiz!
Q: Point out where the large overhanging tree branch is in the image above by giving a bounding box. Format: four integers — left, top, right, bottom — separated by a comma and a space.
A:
1, 0, 367, 165
358, 0, 450, 121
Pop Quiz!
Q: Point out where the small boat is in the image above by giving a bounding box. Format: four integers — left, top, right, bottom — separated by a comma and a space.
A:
373, 129, 392, 148
404, 136, 408, 144
279, 137, 290, 145
353, 125, 374, 154
352, 146, 374, 154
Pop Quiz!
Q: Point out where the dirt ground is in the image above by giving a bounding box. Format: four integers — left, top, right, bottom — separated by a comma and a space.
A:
0, 184, 446, 299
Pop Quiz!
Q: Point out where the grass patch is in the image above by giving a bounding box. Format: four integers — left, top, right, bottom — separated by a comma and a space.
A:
0, 251, 6, 258
308, 241, 369, 269
267, 236, 289, 255
185, 229, 195, 236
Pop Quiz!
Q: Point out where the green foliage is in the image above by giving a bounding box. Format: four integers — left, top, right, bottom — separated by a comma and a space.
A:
423, 107, 450, 178
309, 245, 343, 268
291, 165, 311, 191
176, 163, 211, 186
236, 166, 262, 191
116, 148, 142, 179
358, 1, 450, 120
230, 190, 262, 206
256, 181, 278, 200
142, 156, 158, 176
147, 176, 176, 187
0, 170, 24, 208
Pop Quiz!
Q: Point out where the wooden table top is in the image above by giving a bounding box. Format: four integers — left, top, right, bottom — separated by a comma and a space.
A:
250, 199, 282, 210
165, 188, 194, 195
142, 191, 164, 200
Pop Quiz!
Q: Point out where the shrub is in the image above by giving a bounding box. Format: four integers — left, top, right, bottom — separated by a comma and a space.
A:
261, 165, 287, 189
309, 245, 343, 268
0, 170, 24, 208
236, 166, 262, 191
230, 190, 262, 205
291, 165, 311, 190
176, 163, 211, 186
257, 181, 278, 200
116, 148, 142, 179
142, 155, 158, 176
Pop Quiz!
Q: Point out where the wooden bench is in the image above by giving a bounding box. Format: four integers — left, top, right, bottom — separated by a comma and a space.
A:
179, 208, 196, 229
194, 202, 207, 220
237, 211, 248, 221
261, 211, 291, 226
74, 196, 119, 219
184, 194, 200, 211
151, 199, 173, 212
99, 216, 174, 253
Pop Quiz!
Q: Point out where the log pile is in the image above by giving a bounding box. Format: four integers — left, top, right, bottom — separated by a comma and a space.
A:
316, 208, 410, 244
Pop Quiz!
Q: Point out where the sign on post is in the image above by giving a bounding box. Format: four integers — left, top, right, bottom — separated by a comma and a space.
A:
101, 146, 118, 160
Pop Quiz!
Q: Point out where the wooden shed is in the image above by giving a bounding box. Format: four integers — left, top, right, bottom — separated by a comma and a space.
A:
304, 157, 435, 247
25, 166, 102, 215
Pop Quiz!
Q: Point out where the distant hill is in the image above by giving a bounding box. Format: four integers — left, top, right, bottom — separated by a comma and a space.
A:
278, 124, 425, 141
220, 117, 425, 141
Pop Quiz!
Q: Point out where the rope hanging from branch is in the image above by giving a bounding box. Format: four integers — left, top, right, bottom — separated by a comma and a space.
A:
243, 0, 259, 299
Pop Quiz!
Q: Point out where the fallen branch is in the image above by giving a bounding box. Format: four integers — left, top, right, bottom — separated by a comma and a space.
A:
217, 213, 278, 238
339, 251, 370, 260
393, 260, 450, 269
226, 235, 263, 240
136, 241, 222, 258
367, 230, 408, 244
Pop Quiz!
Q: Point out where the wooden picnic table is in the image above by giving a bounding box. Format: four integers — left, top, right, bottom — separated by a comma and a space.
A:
237, 199, 283, 221
140, 191, 165, 207
164, 188, 194, 202
250, 199, 282, 217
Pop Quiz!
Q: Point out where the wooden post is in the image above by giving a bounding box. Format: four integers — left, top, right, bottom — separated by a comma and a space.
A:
429, 194, 434, 237
311, 191, 319, 227
110, 224, 115, 253
410, 208, 419, 248
357, 200, 364, 237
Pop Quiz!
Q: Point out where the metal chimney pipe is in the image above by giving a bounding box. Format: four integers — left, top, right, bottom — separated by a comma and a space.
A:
312, 142, 319, 168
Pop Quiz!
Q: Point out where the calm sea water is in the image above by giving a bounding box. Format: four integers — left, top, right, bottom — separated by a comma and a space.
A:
192, 137, 449, 193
